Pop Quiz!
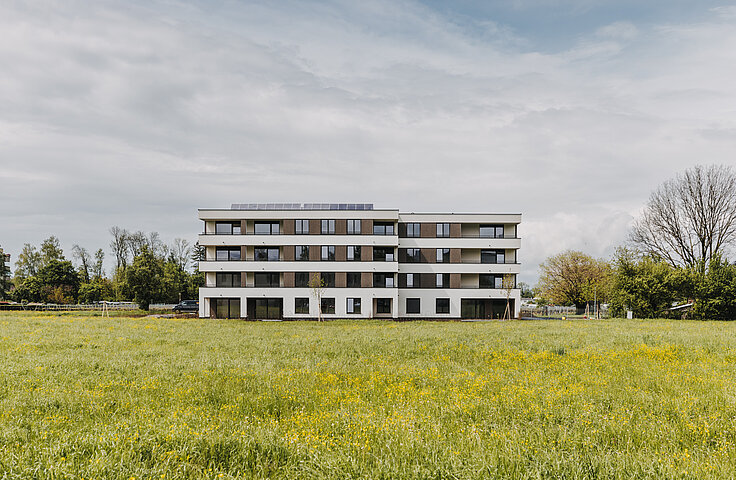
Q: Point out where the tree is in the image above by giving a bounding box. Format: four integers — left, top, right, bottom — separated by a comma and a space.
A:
109, 226, 130, 271
72, 244, 92, 283
692, 255, 736, 320
12, 276, 42, 303
92, 248, 105, 280
125, 245, 163, 310
161, 261, 189, 303
517, 281, 536, 298
40, 236, 64, 268
170, 238, 191, 271
0, 246, 10, 300
502, 274, 515, 320
631, 165, 736, 270
538, 250, 608, 310
14, 243, 41, 280
309, 272, 326, 321
608, 248, 690, 319
37, 259, 80, 303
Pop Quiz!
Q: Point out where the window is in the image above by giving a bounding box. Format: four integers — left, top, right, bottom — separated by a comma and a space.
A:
255, 247, 280, 262
295, 246, 310, 261
436, 298, 450, 314
481, 249, 505, 264
321, 297, 335, 314
436, 273, 449, 288
374, 273, 394, 288
436, 223, 450, 238
480, 274, 507, 289
254, 298, 281, 319
347, 219, 362, 234
321, 272, 335, 287
295, 298, 310, 314
216, 247, 241, 261
405, 223, 420, 237
215, 222, 241, 235
406, 298, 420, 314
347, 272, 361, 288
295, 272, 309, 287
436, 248, 450, 263
406, 273, 414, 288
346, 298, 361, 314
405, 248, 421, 263
254, 221, 280, 235
321, 219, 335, 234
347, 245, 361, 261
373, 222, 395, 235
321, 245, 335, 261
376, 298, 391, 314
215, 299, 240, 318
374, 247, 394, 262
295, 219, 310, 235
254, 273, 280, 287
216, 272, 241, 287
479, 224, 504, 238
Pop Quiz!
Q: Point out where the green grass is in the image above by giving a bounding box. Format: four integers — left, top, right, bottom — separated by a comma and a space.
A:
2, 313, 736, 479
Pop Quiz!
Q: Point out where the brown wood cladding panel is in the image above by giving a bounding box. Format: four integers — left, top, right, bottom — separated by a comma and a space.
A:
450, 273, 461, 289
397, 249, 407, 263
241, 273, 247, 287
283, 220, 295, 235
335, 245, 347, 261
450, 248, 461, 263
361, 219, 373, 235
362, 246, 373, 261
420, 223, 435, 238
450, 223, 461, 238
309, 246, 320, 261
421, 273, 436, 288
335, 220, 347, 235
240, 246, 247, 261
336, 272, 347, 288
309, 219, 321, 235
421, 248, 435, 263
398, 223, 407, 237
361, 272, 372, 288
283, 272, 295, 288
283, 246, 294, 261
240, 220, 247, 234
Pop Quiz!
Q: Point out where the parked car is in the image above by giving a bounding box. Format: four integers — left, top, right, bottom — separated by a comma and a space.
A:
173, 300, 199, 313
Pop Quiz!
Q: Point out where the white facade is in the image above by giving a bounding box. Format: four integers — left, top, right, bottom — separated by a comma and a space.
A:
198, 204, 521, 320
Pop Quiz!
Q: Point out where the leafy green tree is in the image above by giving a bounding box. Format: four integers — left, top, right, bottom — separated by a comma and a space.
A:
40, 236, 65, 268
37, 259, 80, 303
692, 255, 736, 320
12, 276, 42, 303
538, 250, 609, 310
162, 261, 189, 303
0, 246, 11, 300
78, 282, 103, 304
125, 245, 163, 310
608, 248, 690, 318
14, 243, 41, 280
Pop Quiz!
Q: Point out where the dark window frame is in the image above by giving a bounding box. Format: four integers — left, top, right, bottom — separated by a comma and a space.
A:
347, 245, 361, 261
406, 248, 421, 263
321, 297, 336, 314
254, 272, 280, 288
295, 297, 310, 314
321, 245, 336, 261
216, 247, 241, 261
373, 222, 395, 235
405, 223, 420, 238
215, 222, 241, 235
295, 219, 310, 235
347, 219, 362, 235
321, 272, 335, 288
254, 221, 280, 235
436, 248, 450, 263
346, 297, 361, 314
376, 298, 391, 314
295, 245, 310, 261
406, 298, 421, 314
436, 223, 450, 238
321, 219, 336, 235
347, 272, 361, 288
436, 298, 450, 314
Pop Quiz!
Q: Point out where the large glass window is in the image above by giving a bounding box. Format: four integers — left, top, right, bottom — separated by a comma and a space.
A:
321, 219, 335, 234
481, 249, 505, 264
216, 272, 241, 287
374, 247, 394, 262
216, 247, 241, 261
373, 273, 394, 288
347, 272, 361, 288
255, 247, 280, 262
215, 222, 241, 235
405, 248, 421, 263
347, 246, 361, 261
254, 222, 280, 235
347, 219, 361, 234
406, 273, 414, 288
295, 246, 310, 261
321, 298, 335, 314
373, 222, 395, 235
436, 298, 450, 314
436, 248, 450, 263
254, 273, 280, 287
346, 298, 361, 314
479, 224, 504, 238
479, 274, 506, 289
376, 298, 391, 314
215, 298, 240, 318
254, 298, 281, 319
321, 272, 335, 287
295, 298, 310, 314
405, 223, 420, 237
321, 245, 335, 261
406, 298, 420, 314
436, 273, 449, 288
295, 219, 309, 235
295, 272, 309, 287
436, 223, 450, 238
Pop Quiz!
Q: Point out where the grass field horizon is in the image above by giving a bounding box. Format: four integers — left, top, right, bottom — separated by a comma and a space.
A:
2, 313, 736, 478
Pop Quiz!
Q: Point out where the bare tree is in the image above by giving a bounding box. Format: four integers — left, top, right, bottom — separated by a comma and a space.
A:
109, 226, 130, 271
170, 238, 191, 271
93, 248, 105, 280
308, 272, 326, 322
502, 274, 516, 320
72, 245, 91, 283
126, 231, 148, 258
631, 165, 736, 269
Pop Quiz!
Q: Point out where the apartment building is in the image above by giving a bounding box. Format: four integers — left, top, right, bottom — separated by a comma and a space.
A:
198, 204, 521, 320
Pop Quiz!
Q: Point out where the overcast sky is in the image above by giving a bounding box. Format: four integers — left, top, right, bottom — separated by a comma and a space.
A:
2, 0, 736, 284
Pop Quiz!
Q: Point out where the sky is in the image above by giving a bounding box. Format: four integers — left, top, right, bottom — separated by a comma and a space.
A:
1, 0, 736, 284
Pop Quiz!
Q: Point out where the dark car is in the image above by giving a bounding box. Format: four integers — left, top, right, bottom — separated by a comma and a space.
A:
173, 300, 199, 313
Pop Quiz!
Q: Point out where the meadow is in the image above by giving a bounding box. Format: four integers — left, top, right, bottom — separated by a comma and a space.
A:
2, 313, 736, 479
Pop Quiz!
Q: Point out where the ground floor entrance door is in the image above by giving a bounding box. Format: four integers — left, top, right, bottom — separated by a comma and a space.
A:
461, 299, 486, 319
249, 298, 283, 319
214, 298, 240, 319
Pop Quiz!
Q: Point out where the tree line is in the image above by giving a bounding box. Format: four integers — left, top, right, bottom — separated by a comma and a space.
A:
537, 165, 736, 319
1, 228, 203, 310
